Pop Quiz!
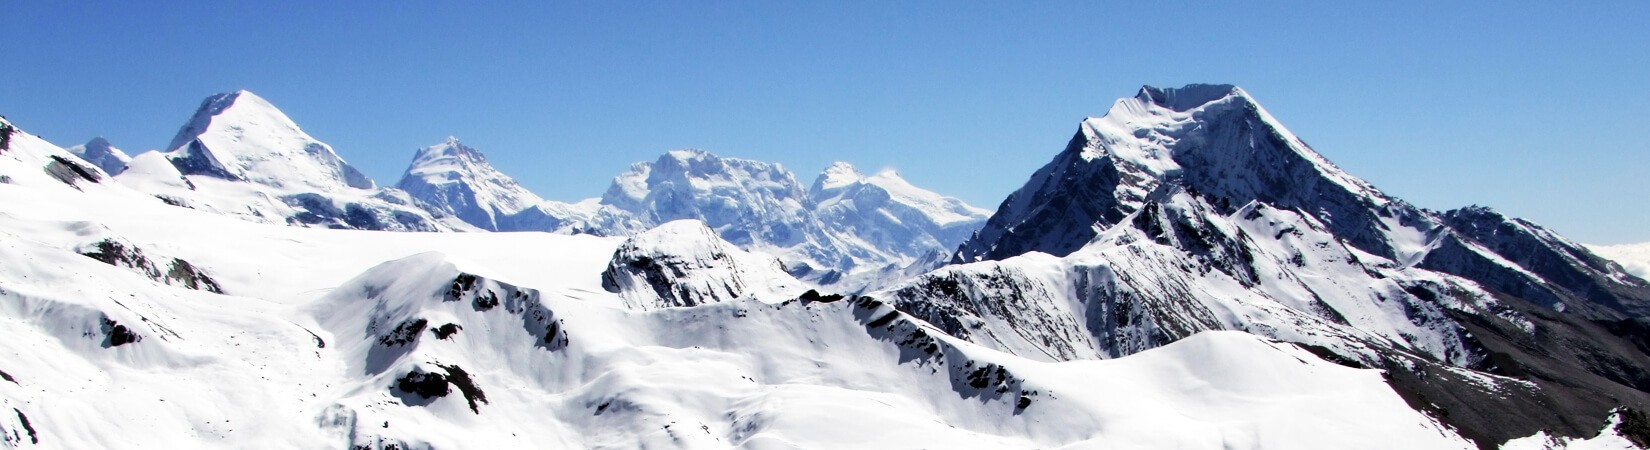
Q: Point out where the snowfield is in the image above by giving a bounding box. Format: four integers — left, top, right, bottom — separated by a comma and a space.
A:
0, 113, 1488, 449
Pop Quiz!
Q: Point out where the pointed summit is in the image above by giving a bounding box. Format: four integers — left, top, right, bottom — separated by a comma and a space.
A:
396, 137, 544, 231
809, 161, 864, 196
164, 90, 374, 191
67, 136, 132, 175
958, 83, 1395, 262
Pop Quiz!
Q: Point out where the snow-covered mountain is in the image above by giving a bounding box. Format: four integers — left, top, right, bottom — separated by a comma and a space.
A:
65, 137, 130, 175
111, 90, 459, 232
809, 162, 991, 274
594, 150, 865, 277
600, 219, 806, 310
163, 90, 373, 191
0, 115, 1519, 449
395, 143, 990, 291
4, 85, 1649, 448
954, 84, 1649, 319
903, 84, 1650, 446
394, 137, 546, 231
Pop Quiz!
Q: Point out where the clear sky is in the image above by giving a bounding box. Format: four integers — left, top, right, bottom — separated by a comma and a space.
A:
4, 2, 1647, 243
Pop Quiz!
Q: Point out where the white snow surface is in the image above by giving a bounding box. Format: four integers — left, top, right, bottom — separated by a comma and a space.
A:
162, 90, 374, 192
1589, 242, 1650, 280
0, 121, 1477, 449
579, 150, 987, 290
102, 91, 461, 232
810, 162, 989, 251
388, 141, 989, 291
395, 137, 546, 231
600, 219, 806, 310
1501, 410, 1642, 450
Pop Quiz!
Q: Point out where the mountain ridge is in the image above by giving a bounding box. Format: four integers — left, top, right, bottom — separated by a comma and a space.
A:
901, 83, 1650, 446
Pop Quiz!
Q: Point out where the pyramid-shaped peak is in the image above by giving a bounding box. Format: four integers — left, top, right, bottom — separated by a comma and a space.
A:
166, 89, 296, 152
68, 136, 132, 176
814, 161, 864, 186
1135, 84, 1247, 112
163, 90, 375, 191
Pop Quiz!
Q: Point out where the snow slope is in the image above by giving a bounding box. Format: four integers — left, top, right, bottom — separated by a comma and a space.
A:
162, 90, 373, 191
0, 112, 1485, 449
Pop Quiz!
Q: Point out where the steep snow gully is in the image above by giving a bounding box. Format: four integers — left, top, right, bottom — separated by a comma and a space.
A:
1, 84, 1647, 449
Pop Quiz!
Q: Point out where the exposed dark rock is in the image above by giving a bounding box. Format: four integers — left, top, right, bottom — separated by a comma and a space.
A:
1617, 408, 1650, 448
299, 327, 326, 349
12, 408, 36, 445
98, 317, 141, 348
0, 117, 15, 153
443, 272, 567, 351
1292, 343, 1366, 369
395, 370, 449, 399
446, 274, 479, 302
166, 259, 224, 294
847, 296, 1032, 412
44, 155, 102, 188
80, 238, 224, 293
283, 193, 439, 232
377, 319, 427, 347
392, 364, 488, 414
439, 364, 488, 414
154, 195, 190, 208
798, 289, 843, 303
1379, 291, 1650, 448
431, 323, 461, 340
168, 139, 239, 180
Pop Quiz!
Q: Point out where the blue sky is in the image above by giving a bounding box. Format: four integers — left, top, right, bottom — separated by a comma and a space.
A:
4, 2, 1647, 243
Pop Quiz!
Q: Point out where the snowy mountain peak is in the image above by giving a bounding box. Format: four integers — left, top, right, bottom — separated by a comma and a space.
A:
1134, 83, 1245, 112
162, 90, 375, 191
84, 136, 114, 149
67, 136, 132, 175
163, 90, 273, 152
600, 150, 807, 223
811, 161, 865, 194
601, 219, 804, 310
407, 136, 489, 169
539, 149, 989, 290
396, 137, 544, 231
960, 83, 1399, 263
